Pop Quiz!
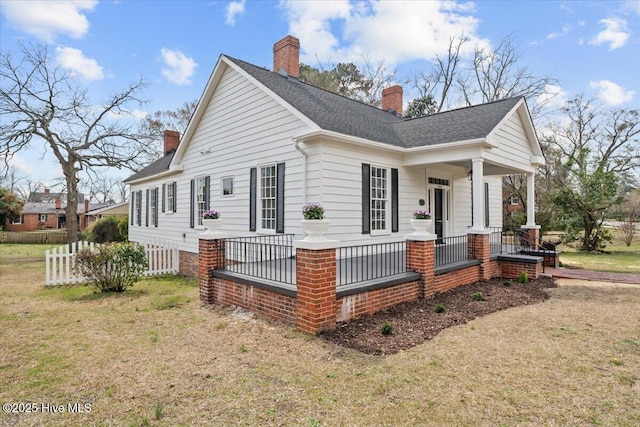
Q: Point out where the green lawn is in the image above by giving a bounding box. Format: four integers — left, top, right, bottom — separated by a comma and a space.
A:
557, 233, 640, 274
1, 244, 639, 426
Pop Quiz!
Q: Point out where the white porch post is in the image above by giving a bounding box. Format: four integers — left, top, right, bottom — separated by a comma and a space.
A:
526, 173, 536, 227
471, 158, 485, 231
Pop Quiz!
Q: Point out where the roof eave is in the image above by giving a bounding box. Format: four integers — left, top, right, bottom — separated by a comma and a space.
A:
124, 165, 184, 185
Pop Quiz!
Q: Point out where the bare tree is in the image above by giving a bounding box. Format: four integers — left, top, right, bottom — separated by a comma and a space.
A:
412, 35, 468, 113
458, 35, 558, 119
1, 42, 149, 243
84, 175, 129, 204
358, 55, 398, 107
138, 99, 197, 162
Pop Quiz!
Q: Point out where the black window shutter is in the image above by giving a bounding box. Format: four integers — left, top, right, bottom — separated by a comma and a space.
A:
391, 168, 399, 233
173, 182, 177, 212
145, 189, 149, 227
154, 188, 159, 227
249, 167, 257, 231
362, 163, 370, 234
137, 191, 142, 226
189, 179, 195, 228
162, 184, 166, 213
484, 182, 490, 227
130, 191, 134, 225
204, 176, 211, 211
276, 162, 285, 233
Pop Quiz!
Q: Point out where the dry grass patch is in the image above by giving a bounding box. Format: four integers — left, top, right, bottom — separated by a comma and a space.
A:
1, 244, 639, 426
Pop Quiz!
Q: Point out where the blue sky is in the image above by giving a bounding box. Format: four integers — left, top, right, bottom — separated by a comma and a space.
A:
1, 0, 639, 189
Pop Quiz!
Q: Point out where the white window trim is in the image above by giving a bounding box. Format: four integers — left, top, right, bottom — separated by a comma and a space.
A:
39, 214, 47, 222
370, 164, 390, 236
11, 215, 23, 224
195, 176, 207, 228
221, 176, 234, 197
150, 187, 158, 226
166, 181, 175, 214
258, 164, 277, 234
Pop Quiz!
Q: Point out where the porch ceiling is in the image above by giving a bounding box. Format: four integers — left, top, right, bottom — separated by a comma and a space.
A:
444, 160, 526, 176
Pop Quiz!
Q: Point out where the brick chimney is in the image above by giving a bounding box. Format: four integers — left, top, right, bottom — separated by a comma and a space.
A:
163, 130, 180, 154
382, 85, 403, 115
273, 35, 300, 78
55, 196, 61, 209
44, 188, 50, 195
84, 199, 89, 213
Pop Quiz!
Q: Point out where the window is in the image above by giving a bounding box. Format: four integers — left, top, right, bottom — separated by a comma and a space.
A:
222, 177, 234, 196
11, 215, 23, 224
150, 188, 158, 226
260, 165, 277, 230
39, 214, 47, 222
167, 182, 175, 212
196, 177, 207, 226
508, 195, 519, 205
370, 166, 388, 232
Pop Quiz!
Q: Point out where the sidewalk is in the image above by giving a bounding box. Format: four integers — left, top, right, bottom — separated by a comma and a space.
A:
546, 267, 640, 285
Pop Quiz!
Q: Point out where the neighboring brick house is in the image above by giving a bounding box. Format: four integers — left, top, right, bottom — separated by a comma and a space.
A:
85, 202, 129, 227
5, 189, 108, 232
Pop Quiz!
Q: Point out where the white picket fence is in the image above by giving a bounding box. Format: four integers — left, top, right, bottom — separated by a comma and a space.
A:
45, 240, 179, 286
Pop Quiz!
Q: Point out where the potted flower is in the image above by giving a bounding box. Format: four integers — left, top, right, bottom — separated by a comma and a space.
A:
201, 209, 222, 233
410, 209, 432, 235
301, 203, 330, 241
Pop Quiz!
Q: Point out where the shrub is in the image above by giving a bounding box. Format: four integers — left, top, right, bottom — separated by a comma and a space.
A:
503, 280, 512, 286
91, 216, 126, 243
74, 242, 147, 292
118, 216, 129, 241
435, 304, 446, 313
518, 271, 528, 284
380, 322, 393, 335
473, 292, 484, 301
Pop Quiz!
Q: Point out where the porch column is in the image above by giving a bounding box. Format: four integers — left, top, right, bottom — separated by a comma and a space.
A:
470, 158, 485, 231
526, 173, 536, 227
199, 232, 228, 305
294, 240, 339, 335
405, 234, 437, 298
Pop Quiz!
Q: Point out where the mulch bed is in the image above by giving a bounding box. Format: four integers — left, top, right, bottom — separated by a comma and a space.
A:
322, 276, 557, 355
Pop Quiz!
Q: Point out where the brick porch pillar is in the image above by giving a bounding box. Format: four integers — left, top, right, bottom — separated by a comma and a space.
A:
199, 233, 227, 305
294, 240, 339, 335
468, 230, 492, 280
405, 235, 437, 298
521, 226, 541, 250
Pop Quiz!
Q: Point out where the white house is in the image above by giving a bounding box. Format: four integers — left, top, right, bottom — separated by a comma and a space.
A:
124, 35, 545, 275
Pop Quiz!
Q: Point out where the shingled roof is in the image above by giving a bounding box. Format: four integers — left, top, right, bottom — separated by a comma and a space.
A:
125, 54, 525, 182
228, 56, 523, 148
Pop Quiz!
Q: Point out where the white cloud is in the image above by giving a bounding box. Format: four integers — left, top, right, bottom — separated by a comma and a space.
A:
621, 1, 640, 16
2, 153, 36, 175
546, 24, 570, 40
1, 0, 97, 43
281, 0, 488, 65
589, 80, 635, 106
226, 0, 246, 26
589, 18, 629, 50
160, 48, 198, 85
537, 84, 568, 109
55, 47, 104, 81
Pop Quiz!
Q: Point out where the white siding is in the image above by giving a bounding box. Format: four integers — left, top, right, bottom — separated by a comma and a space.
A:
129, 66, 311, 253
486, 112, 536, 172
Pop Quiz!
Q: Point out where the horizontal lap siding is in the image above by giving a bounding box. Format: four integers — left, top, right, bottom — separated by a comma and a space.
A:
315, 142, 423, 245
487, 113, 535, 172
129, 66, 310, 252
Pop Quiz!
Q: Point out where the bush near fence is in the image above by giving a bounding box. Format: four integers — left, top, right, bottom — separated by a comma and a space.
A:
0, 231, 68, 244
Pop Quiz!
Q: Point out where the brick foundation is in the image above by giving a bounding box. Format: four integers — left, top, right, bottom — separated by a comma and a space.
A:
179, 250, 199, 277
214, 278, 296, 325
337, 281, 420, 322
499, 258, 543, 280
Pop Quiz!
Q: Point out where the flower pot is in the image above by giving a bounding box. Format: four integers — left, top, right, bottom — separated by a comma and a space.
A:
410, 218, 432, 235
202, 218, 222, 234
301, 219, 331, 242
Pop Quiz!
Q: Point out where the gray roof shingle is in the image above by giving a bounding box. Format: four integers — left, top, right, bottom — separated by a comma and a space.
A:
124, 150, 175, 183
